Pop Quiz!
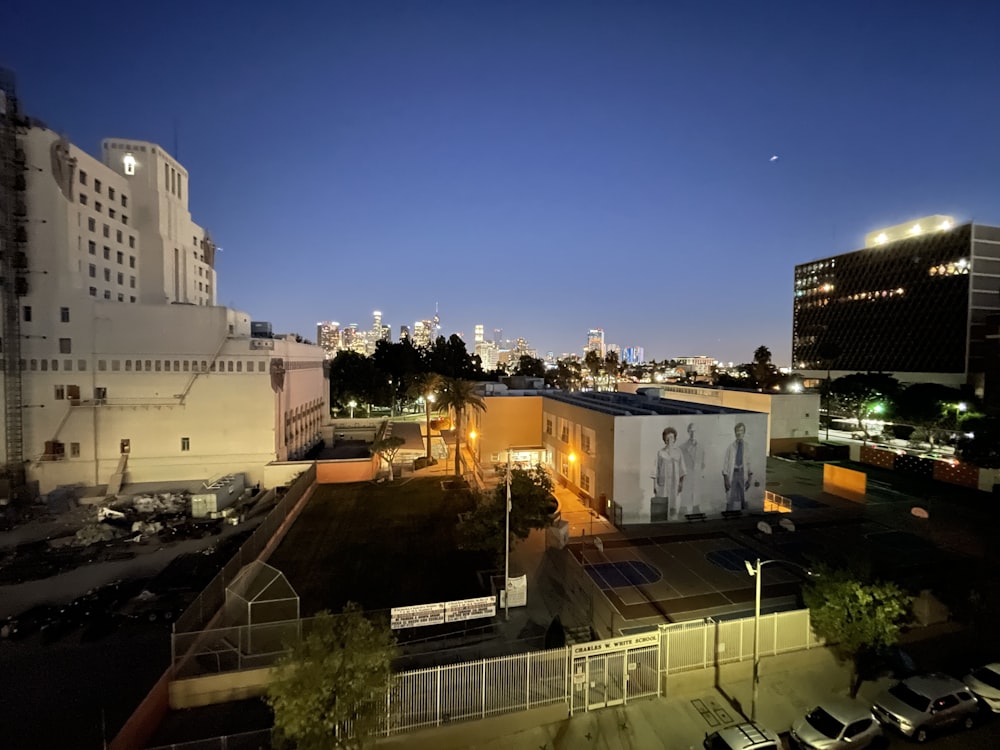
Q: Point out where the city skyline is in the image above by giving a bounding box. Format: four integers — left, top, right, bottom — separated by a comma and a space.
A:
8, 2, 1000, 364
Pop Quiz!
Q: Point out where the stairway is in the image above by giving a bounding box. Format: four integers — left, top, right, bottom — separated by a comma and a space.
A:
106, 452, 128, 497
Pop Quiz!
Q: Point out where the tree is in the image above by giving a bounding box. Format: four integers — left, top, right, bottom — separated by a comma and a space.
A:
372, 339, 426, 416
409, 373, 441, 460
750, 345, 779, 390
456, 464, 558, 565
893, 382, 965, 447
266, 604, 397, 750
827, 373, 899, 441
956, 416, 1000, 467
371, 435, 405, 482
435, 378, 486, 475
513, 354, 545, 378
803, 568, 911, 697
427, 334, 481, 379
546, 358, 582, 391
583, 350, 602, 389
603, 351, 620, 391
328, 350, 382, 415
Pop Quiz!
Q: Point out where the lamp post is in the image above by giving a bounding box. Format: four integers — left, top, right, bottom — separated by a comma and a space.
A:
743, 558, 814, 722
504, 447, 512, 621
348, 400, 357, 419
423, 393, 435, 460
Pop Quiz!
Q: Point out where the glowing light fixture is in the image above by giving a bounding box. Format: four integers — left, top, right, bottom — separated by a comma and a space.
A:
909, 224, 922, 235
938, 220, 952, 230
875, 232, 888, 245
122, 153, 136, 175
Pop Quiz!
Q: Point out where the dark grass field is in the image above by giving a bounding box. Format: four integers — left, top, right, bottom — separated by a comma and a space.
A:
267, 477, 494, 615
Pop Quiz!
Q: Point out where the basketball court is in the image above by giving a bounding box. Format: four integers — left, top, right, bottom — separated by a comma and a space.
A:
570, 531, 805, 623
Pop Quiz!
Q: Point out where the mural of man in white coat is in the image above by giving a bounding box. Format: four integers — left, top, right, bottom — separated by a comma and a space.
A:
722, 422, 753, 511
650, 426, 686, 521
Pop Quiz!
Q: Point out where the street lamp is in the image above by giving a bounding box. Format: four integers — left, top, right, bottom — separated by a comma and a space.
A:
504, 447, 512, 621
348, 400, 357, 419
743, 558, 815, 722
423, 393, 436, 460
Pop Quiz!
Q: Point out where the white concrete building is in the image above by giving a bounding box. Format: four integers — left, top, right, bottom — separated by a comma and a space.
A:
2, 124, 326, 493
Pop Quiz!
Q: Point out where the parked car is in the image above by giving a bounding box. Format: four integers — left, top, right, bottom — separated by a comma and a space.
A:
963, 663, 1000, 712
872, 674, 978, 743
704, 722, 780, 750
790, 695, 884, 749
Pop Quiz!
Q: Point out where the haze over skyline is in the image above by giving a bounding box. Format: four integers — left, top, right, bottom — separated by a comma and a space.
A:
9, 1, 1000, 364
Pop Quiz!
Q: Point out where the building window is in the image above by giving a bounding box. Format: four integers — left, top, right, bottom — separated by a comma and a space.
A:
124, 360, 132, 371
117, 293, 124, 301
54, 385, 65, 400
79, 193, 88, 205
89, 287, 97, 297
560, 424, 569, 443
122, 214, 127, 225
129, 276, 135, 288
109, 208, 116, 219
145, 360, 152, 371
64, 359, 72, 371
181, 437, 190, 452
128, 237, 135, 250
104, 246, 111, 260
94, 179, 102, 194
112, 360, 120, 371
103, 224, 110, 238
79, 171, 87, 185
104, 268, 111, 281
88, 217, 96, 231
22, 305, 31, 322
88, 240, 96, 254
545, 418, 553, 435
59, 338, 71, 354
108, 187, 115, 200
98, 360, 107, 371
183, 361, 189, 372
116, 230, 122, 243
60, 307, 70, 322
78, 359, 86, 371
104, 290, 111, 299
258, 361, 266, 372
116, 251, 123, 264
129, 296, 136, 303
70, 442, 80, 458
117, 272, 123, 284
164, 360, 171, 372
122, 195, 127, 208
95, 201, 102, 213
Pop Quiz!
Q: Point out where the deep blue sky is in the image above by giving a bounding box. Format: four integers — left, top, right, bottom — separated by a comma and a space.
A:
8, 1, 1000, 364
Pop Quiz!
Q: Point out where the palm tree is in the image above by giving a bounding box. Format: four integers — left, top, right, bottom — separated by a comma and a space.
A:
436, 378, 486, 476
411, 373, 441, 460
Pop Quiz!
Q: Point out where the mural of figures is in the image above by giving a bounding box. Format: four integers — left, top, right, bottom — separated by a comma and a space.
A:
722, 422, 753, 512
613, 412, 766, 524
680, 422, 705, 514
650, 427, 686, 521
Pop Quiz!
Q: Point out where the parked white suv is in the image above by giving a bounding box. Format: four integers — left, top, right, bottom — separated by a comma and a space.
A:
704, 722, 781, 750
963, 663, 1000, 712
872, 674, 978, 743
790, 695, 884, 749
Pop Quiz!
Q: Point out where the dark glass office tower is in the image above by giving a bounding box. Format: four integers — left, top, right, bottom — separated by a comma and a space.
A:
793, 222, 1000, 386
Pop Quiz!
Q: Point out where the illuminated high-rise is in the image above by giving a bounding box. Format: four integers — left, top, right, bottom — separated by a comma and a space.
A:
793, 216, 1000, 391
586, 328, 605, 358
317, 321, 341, 358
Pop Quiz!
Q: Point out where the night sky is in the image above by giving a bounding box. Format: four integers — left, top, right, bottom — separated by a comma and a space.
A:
8, 1, 1000, 364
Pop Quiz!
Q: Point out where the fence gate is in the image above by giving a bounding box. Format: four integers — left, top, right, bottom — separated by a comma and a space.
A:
570, 632, 659, 714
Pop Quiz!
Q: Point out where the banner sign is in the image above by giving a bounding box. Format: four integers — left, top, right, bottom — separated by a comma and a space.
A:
391, 595, 498, 629
445, 595, 497, 623
390, 603, 445, 630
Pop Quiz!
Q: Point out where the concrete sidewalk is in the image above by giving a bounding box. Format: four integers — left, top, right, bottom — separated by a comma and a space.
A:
378, 645, 894, 749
